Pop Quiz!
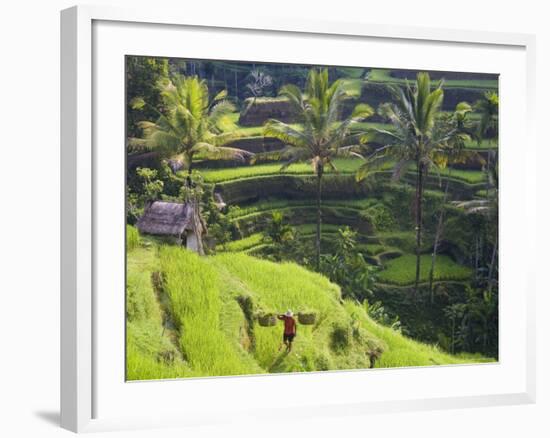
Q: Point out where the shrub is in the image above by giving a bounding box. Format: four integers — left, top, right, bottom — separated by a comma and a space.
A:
319, 227, 378, 300
330, 322, 352, 352
363, 300, 402, 332
378, 231, 417, 253
136, 167, 164, 201
314, 352, 333, 371
360, 203, 395, 231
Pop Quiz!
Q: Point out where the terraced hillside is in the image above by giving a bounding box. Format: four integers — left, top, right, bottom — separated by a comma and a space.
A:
126, 240, 490, 380
126, 60, 499, 379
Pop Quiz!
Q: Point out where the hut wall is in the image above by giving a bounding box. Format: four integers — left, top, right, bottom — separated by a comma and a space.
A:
186, 232, 200, 253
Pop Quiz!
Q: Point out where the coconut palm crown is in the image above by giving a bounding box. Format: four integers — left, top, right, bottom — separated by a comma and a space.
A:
262, 68, 374, 269
130, 74, 252, 178
356, 72, 468, 296
474, 90, 499, 144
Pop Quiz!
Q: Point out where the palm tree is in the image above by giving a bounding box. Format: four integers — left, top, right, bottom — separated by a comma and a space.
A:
263, 69, 374, 269
130, 75, 252, 255
453, 157, 498, 293
244, 69, 273, 112
474, 91, 499, 197
474, 91, 499, 144
130, 74, 252, 183
427, 102, 478, 301
357, 72, 457, 296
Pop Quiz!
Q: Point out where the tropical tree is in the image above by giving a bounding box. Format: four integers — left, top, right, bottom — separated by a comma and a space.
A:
263, 68, 374, 269
427, 102, 478, 301
245, 69, 273, 110
474, 91, 499, 197
474, 91, 499, 144
444, 303, 466, 354
130, 74, 252, 182
453, 156, 498, 293
130, 74, 253, 255
320, 227, 377, 300
357, 72, 456, 296
126, 57, 169, 139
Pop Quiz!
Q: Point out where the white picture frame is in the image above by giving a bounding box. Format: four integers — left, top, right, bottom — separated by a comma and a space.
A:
60, 4, 537, 433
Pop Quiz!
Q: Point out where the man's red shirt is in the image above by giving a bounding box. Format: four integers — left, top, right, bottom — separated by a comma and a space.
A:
278, 315, 296, 335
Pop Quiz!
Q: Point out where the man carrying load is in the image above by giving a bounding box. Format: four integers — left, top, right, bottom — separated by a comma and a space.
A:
277, 310, 297, 352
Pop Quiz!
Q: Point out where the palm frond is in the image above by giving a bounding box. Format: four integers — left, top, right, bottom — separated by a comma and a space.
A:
193, 142, 253, 162
351, 103, 374, 119
356, 149, 394, 181
278, 84, 304, 111
263, 119, 309, 149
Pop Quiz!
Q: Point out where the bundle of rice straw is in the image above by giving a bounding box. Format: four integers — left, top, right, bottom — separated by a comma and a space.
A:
257, 313, 277, 327
298, 311, 316, 325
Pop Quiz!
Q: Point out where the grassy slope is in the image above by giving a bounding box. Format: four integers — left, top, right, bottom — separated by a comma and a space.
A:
127, 242, 489, 380
126, 245, 195, 380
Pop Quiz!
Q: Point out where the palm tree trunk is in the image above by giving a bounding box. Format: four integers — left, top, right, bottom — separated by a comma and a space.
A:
474, 235, 479, 279
414, 160, 424, 298
185, 158, 207, 255
429, 175, 451, 303
483, 318, 488, 353
315, 167, 323, 271
186, 155, 194, 187
485, 151, 492, 198
234, 71, 238, 102
430, 171, 451, 304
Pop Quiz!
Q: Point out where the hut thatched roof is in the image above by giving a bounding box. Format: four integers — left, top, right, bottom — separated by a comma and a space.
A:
136, 201, 196, 237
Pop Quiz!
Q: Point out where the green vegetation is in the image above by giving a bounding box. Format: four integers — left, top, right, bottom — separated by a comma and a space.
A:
218, 232, 264, 252
200, 159, 484, 184
223, 111, 497, 151
368, 68, 498, 89
126, 59, 499, 379
263, 68, 375, 269
379, 254, 472, 285
226, 198, 377, 221
343, 301, 488, 367
357, 72, 481, 295
126, 225, 141, 251
127, 245, 489, 380
130, 75, 251, 177
200, 158, 362, 183
126, 245, 195, 380
159, 246, 261, 376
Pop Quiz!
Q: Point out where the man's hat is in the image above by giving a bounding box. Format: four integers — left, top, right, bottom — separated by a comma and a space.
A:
285, 310, 293, 317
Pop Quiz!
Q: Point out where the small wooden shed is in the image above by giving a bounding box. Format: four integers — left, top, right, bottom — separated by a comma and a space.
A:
136, 201, 205, 254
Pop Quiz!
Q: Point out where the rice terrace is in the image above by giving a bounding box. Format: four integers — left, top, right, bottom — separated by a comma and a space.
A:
126, 57, 499, 380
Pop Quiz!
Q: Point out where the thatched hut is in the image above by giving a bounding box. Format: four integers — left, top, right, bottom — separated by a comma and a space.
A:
136, 201, 205, 254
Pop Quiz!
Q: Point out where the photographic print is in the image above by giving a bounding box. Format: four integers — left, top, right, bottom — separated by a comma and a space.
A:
125, 57, 498, 380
